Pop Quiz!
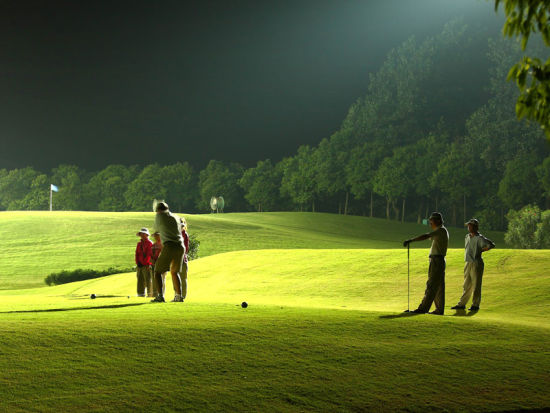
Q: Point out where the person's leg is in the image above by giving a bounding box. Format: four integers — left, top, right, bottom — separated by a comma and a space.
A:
458, 262, 474, 306
152, 264, 158, 297
152, 249, 170, 302
417, 259, 442, 312
471, 260, 484, 308
154, 271, 164, 297
146, 266, 153, 297
181, 262, 188, 300
169, 246, 184, 301
136, 267, 146, 297
433, 258, 446, 314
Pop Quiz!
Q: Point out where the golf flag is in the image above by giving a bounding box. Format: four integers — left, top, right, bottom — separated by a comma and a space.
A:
50, 184, 59, 192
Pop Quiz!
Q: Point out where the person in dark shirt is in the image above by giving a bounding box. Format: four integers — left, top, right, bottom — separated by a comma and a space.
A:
403, 212, 449, 315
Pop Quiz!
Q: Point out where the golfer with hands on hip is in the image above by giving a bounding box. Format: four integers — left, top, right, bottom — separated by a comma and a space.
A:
451, 218, 495, 312
403, 212, 449, 315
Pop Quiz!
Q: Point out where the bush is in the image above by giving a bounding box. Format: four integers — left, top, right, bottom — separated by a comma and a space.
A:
44, 267, 132, 286
188, 233, 200, 260
504, 205, 550, 248
534, 210, 550, 248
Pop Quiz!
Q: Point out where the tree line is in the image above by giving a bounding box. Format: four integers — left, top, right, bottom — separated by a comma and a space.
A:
1, 21, 548, 230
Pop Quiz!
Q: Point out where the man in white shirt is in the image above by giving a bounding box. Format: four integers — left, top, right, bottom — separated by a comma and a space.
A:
451, 218, 495, 312
151, 202, 186, 303
403, 212, 449, 315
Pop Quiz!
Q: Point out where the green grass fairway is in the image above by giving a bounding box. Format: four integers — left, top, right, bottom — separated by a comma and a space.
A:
0, 211, 547, 412
1, 211, 505, 289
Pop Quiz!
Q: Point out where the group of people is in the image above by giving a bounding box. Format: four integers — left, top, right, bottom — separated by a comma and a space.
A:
134, 201, 189, 303
403, 212, 495, 315
135, 206, 494, 312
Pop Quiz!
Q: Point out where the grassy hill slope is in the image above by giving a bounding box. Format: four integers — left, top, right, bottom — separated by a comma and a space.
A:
1, 211, 505, 289
0, 247, 547, 412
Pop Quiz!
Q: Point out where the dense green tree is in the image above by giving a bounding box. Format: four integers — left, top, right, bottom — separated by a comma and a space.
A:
346, 142, 385, 217
430, 142, 474, 227
280, 146, 317, 212
85, 165, 138, 211
0, 167, 41, 210
313, 136, 350, 214
197, 160, 245, 212
495, 0, 550, 137
239, 159, 281, 212
373, 146, 415, 221
20, 174, 50, 210
125, 164, 167, 211
536, 156, 550, 207
498, 153, 543, 210
162, 162, 197, 213
50, 165, 87, 210
412, 126, 451, 223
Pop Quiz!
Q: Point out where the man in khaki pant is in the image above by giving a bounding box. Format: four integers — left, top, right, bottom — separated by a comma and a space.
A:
151, 202, 185, 303
403, 212, 449, 315
452, 218, 495, 312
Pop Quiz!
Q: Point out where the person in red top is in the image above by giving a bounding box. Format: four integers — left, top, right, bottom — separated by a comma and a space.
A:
180, 218, 190, 301
151, 231, 163, 297
135, 227, 153, 297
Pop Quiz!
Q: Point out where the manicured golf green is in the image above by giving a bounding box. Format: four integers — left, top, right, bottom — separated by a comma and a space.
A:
0, 211, 547, 412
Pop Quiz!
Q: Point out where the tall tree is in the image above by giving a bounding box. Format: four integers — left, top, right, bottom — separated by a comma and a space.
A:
50, 165, 86, 210
431, 141, 474, 227
197, 160, 245, 212
20, 174, 50, 210
85, 165, 138, 211
125, 164, 167, 211
495, 0, 550, 137
280, 146, 318, 212
346, 142, 385, 217
498, 152, 544, 210
413, 125, 451, 223
162, 162, 197, 213
536, 156, 550, 208
313, 136, 349, 214
0, 167, 41, 210
373, 146, 415, 221
239, 159, 281, 212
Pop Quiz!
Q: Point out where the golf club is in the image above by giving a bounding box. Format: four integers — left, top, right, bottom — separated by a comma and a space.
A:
404, 243, 410, 312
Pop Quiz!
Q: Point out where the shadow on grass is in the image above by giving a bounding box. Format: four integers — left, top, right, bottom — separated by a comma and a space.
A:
451, 309, 479, 317
68, 295, 130, 300
0, 303, 147, 314
378, 312, 423, 319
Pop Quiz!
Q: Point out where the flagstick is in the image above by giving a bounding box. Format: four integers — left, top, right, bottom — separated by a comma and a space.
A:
50, 186, 52, 211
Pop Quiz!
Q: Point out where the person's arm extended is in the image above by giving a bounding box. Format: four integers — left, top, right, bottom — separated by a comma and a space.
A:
403, 233, 430, 247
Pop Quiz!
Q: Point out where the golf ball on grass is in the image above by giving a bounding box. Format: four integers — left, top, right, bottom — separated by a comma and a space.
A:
90, 294, 96, 299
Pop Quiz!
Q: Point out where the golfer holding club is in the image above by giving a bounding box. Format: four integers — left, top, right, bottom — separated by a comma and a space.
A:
403, 212, 449, 315
151, 202, 185, 303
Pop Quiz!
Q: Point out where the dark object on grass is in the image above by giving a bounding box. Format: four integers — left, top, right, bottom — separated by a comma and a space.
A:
241, 301, 248, 308
90, 294, 96, 299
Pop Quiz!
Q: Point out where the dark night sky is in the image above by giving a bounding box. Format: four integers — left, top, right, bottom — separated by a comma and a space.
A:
0, 0, 502, 172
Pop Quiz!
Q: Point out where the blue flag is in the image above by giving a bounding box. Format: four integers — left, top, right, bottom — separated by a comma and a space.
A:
50, 184, 59, 192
